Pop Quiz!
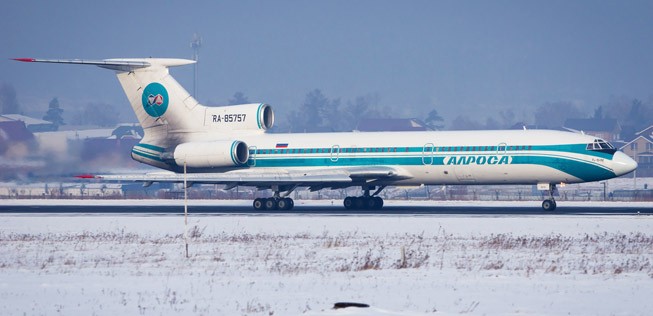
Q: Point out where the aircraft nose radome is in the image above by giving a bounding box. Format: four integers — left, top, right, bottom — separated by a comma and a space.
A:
612, 151, 638, 176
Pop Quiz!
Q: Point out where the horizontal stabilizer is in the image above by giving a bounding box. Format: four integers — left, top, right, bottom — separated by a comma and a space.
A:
13, 57, 195, 72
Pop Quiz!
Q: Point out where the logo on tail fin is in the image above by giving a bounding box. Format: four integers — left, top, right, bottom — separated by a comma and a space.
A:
141, 82, 169, 117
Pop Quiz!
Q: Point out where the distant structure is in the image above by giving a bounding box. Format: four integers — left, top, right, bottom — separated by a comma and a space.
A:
0, 114, 55, 132
563, 118, 621, 142
190, 33, 202, 99
620, 124, 653, 177
0, 120, 34, 150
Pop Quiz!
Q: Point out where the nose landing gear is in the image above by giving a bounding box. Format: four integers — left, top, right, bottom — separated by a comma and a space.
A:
541, 184, 557, 211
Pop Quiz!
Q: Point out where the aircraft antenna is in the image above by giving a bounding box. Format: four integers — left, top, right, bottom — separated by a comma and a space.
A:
190, 33, 202, 100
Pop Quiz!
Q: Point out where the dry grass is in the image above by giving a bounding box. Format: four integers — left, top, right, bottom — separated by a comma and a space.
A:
1, 228, 651, 277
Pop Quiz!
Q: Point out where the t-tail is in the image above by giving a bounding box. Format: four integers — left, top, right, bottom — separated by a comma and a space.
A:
14, 58, 275, 171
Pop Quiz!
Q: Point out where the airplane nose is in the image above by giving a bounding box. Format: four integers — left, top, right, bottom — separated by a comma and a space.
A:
612, 151, 638, 176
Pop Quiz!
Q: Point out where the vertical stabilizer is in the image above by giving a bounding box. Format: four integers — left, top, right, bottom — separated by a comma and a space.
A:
109, 58, 200, 145
14, 58, 200, 146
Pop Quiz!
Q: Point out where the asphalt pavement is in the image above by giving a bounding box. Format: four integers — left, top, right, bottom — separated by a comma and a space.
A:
1, 203, 651, 216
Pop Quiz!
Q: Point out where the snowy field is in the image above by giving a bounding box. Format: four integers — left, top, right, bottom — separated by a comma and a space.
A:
0, 204, 652, 315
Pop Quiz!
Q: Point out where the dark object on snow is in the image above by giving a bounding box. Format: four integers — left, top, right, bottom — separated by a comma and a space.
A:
333, 302, 370, 309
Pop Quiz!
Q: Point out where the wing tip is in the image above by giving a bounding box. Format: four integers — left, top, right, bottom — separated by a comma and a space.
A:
12, 58, 36, 62
75, 174, 97, 179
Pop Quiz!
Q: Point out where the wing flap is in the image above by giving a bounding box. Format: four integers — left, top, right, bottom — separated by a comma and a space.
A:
87, 166, 412, 188
94, 170, 352, 184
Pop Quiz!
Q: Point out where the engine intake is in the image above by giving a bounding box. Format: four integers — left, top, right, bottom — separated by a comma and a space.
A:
173, 140, 249, 168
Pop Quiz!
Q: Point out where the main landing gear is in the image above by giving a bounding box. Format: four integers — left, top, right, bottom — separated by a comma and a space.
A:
253, 197, 294, 210
343, 186, 385, 210
253, 185, 295, 210
542, 184, 557, 211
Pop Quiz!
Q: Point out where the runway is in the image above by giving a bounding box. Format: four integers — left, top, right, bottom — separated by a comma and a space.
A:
1, 200, 651, 216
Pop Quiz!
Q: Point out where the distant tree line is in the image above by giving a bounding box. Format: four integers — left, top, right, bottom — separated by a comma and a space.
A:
227, 88, 653, 139
3, 81, 653, 140
284, 89, 390, 132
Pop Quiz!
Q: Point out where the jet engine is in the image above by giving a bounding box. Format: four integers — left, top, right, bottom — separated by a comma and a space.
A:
173, 140, 249, 168
204, 103, 274, 131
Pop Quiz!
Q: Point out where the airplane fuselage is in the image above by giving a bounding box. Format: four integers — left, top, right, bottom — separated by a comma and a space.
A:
132, 129, 632, 186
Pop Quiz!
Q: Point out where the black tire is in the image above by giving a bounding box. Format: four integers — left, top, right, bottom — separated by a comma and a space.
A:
353, 197, 365, 209
277, 198, 288, 210
265, 198, 278, 210
343, 196, 355, 209
253, 198, 265, 210
277, 198, 293, 210
373, 196, 384, 209
542, 199, 557, 211
365, 197, 376, 209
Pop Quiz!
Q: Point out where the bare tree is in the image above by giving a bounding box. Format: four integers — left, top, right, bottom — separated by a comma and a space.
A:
499, 109, 516, 128
424, 109, 445, 130
43, 97, 65, 129
0, 83, 20, 114
71, 103, 119, 127
534, 101, 584, 129
228, 92, 250, 105
449, 115, 483, 130
286, 89, 341, 132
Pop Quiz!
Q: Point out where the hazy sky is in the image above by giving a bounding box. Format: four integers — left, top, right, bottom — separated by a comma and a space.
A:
2, 0, 653, 125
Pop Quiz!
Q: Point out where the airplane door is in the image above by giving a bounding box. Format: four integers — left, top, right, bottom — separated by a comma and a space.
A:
248, 146, 257, 166
497, 142, 507, 155
422, 143, 434, 165
496, 142, 509, 179
330, 145, 340, 162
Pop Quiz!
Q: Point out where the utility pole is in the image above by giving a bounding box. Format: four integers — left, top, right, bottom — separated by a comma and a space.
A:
190, 33, 202, 99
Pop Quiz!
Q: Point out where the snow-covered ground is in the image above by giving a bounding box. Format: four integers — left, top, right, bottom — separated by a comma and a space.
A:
0, 210, 652, 315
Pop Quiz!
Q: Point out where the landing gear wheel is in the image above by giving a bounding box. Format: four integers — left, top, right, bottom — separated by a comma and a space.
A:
342, 196, 384, 210
277, 198, 294, 210
542, 199, 557, 211
265, 198, 278, 210
373, 196, 383, 209
344, 197, 355, 209
353, 197, 365, 209
253, 198, 265, 210
364, 197, 377, 209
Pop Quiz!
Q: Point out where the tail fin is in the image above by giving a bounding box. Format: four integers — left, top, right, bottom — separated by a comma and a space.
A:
14, 58, 199, 145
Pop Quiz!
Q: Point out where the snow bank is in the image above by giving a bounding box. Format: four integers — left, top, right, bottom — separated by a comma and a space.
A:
0, 214, 651, 315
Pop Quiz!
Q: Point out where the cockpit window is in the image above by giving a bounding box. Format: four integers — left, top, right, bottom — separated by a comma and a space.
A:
586, 139, 616, 154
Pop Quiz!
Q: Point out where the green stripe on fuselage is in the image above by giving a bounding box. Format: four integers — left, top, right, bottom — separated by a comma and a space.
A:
132, 148, 164, 162
134, 143, 165, 152
250, 143, 613, 159
511, 155, 614, 182
249, 149, 615, 182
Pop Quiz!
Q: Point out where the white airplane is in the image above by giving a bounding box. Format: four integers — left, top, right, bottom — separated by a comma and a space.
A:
15, 57, 638, 211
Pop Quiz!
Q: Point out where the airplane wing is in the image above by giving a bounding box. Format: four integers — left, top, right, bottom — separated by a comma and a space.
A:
80, 166, 411, 191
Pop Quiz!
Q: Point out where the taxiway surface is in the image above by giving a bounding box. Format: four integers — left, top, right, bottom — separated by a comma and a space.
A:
1, 201, 651, 216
